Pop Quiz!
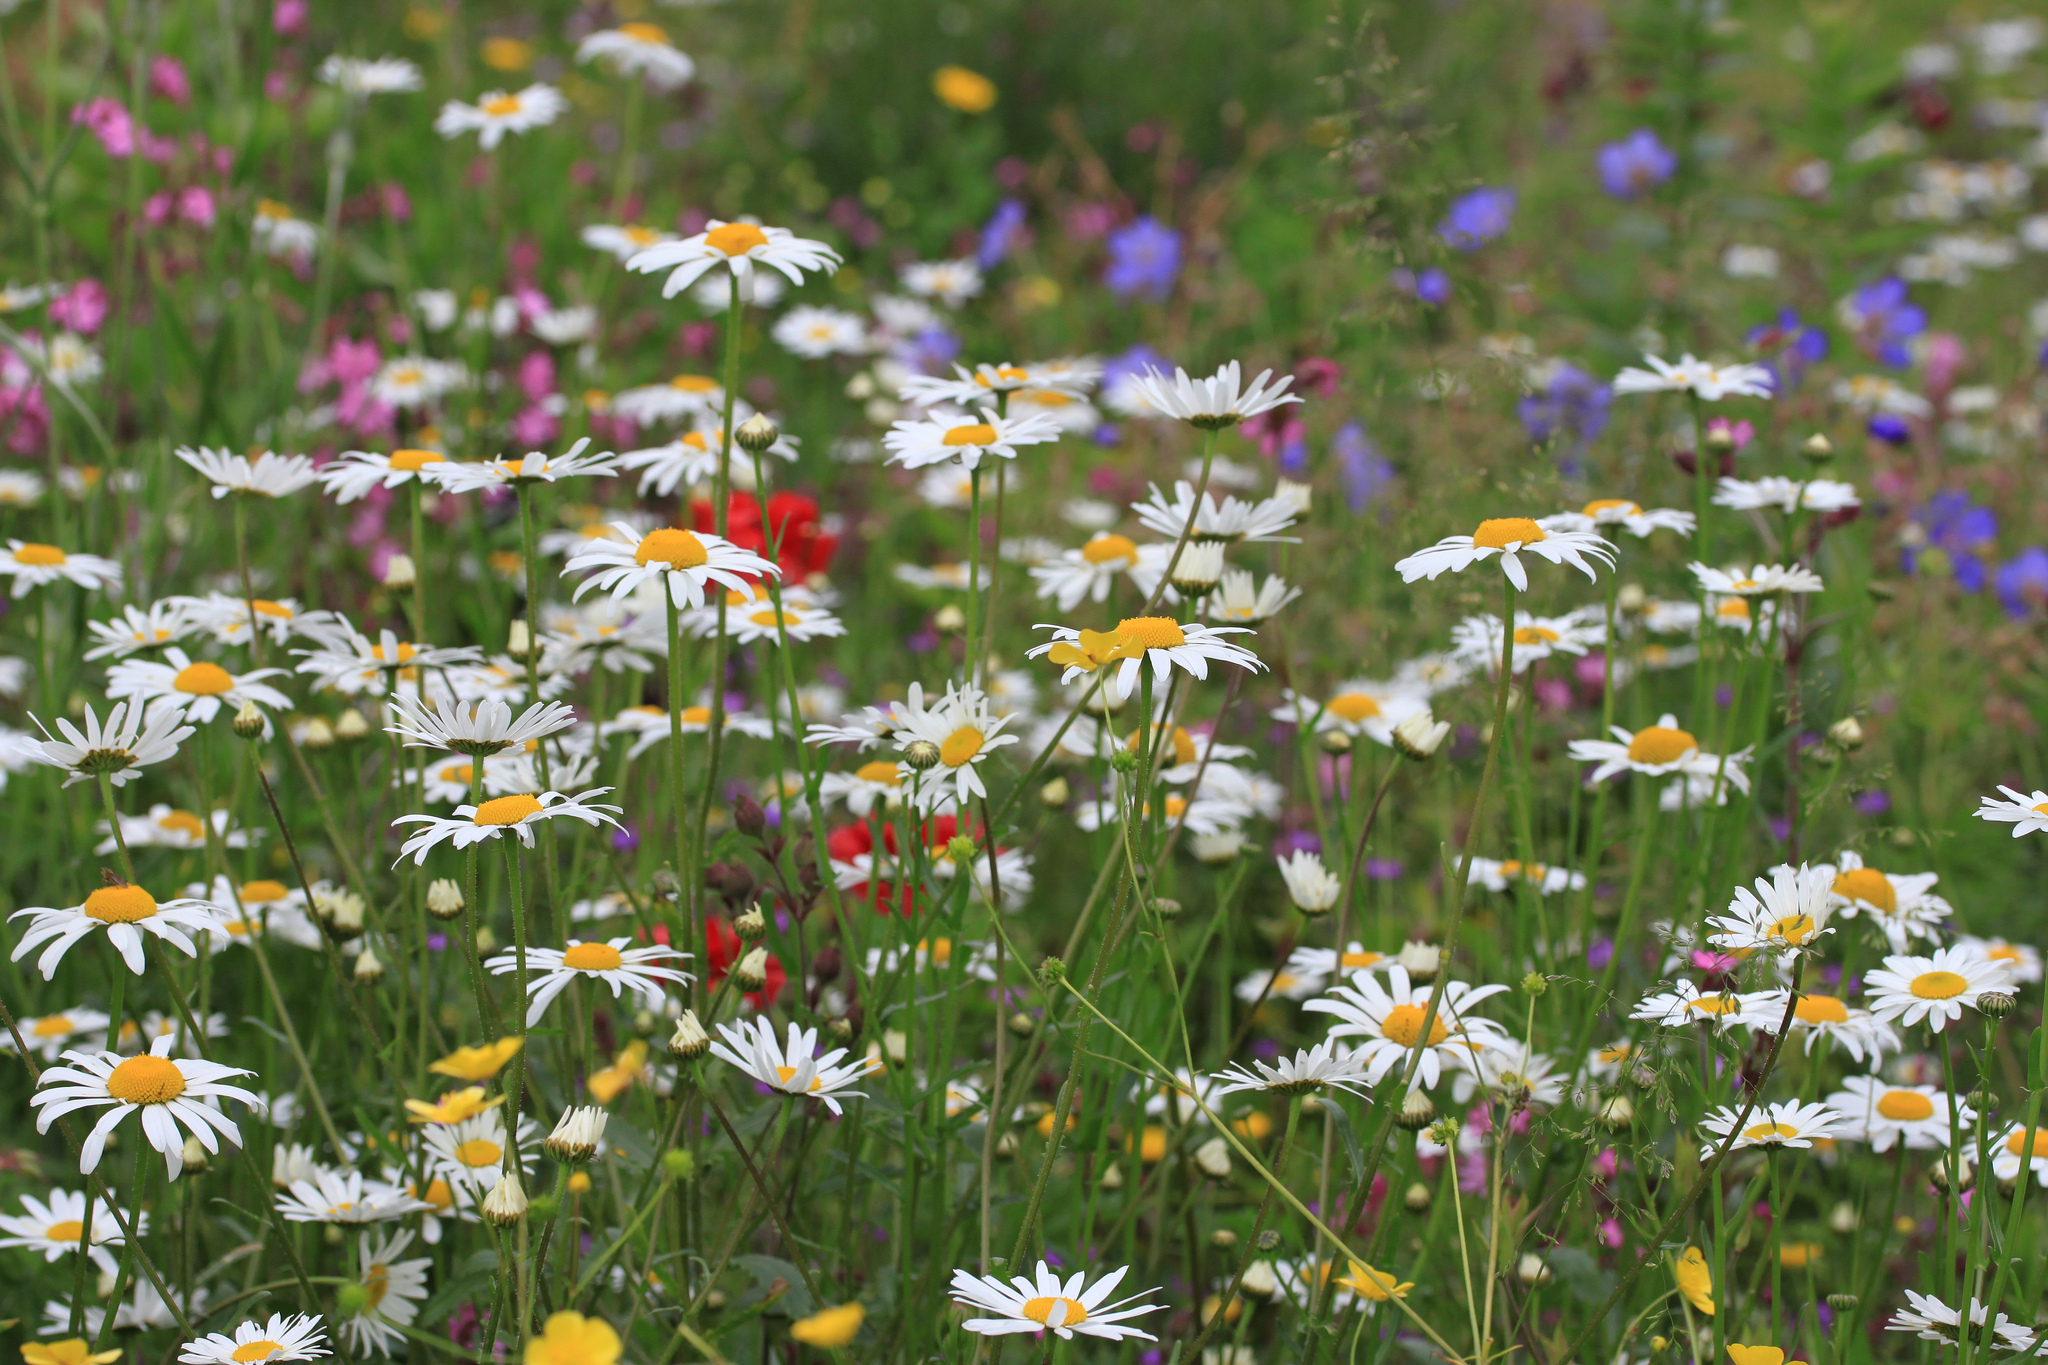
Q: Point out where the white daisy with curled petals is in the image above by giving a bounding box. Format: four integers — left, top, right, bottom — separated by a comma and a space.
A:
31, 1035, 261, 1179
564, 524, 779, 611
1629, 981, 1773, 1033
0, 541, 122, 597
424, 439, 619, 494
1275, 850, 1340, 913
0, 1187, 134, 1272
949, 1261, 1166, 1342
1690, 562, 1824, 597
581, 223, 677, 263
1131, 480, 1300, 545
104, 648, 293, 725
433, 84, 567, 150
1814, 849, 1950, 951
178, 1313, 331, 1365
1126, 360, 1301, 429
627, 219, 841, 300
489, 938, 693, 1026
1826, 1075, 1970, 1152
317, 448, 449, 504
29, 700, 192, 787
882, 407, 1061, 472
576, 22, 694, 90
1976, 786, 2048, 838
392, 789, 622, 865
1212, 1039, 1374, 1097
173, 446, 320, 499
1304, 964, 1511, 1092
1699, 1098, 1846, 1150
274, 1167, 434, 1224
1612, 352, 1774, 401
889, 681, 1019, 811
1864, 946, 2012, 1031
1395, 517, 1615, 591
384, 695, 579, 757
1028, 617, 1263, 702
1706, 863, 1835, 958
708, 1017, 879, 1116
10, 884, 226, 979
1541, 498, 1696, 538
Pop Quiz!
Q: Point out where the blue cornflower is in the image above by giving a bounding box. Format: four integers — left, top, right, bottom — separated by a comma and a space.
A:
1745, 308, 1830, 393
1103, 216, 1181, 300
1838, 277, 1926, 368
1518, 363, 1613, 451
977, 198, 1027, 269
1905, 491, 1997, 591
1997, 547, 2048, 618
1596, 128, 1678, 199
1391, 267, 1452, 305
1333, 422, 1395, 513
1437, 187, 1516, 251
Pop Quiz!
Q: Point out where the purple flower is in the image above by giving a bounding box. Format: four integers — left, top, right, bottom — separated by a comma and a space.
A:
1596, 128, 1677, 199
1841, 277, 1926, 368
1868, 413, 1911, 444
895, 325, 961, 377
1518, 363, 1612, 453
1587, 938, 1615, 971
1102, 342, 1171, 391
1437, 186, 1515, 251
977, 198, 1027, 269
1103, 216, 1181, 300
1854, 789, 1892, 817
1365, 858, 1404, 881
70, 99, 136, 158
49, 280, 108, 335
150, 55, 192, 105
1333, 421, 1395, 513
1995, 546, 2048, 618
1745, 308, 1829, 392
1391, 267, 1452, 305
1273, 830, 1323, 859
1904, 491, 1996, 591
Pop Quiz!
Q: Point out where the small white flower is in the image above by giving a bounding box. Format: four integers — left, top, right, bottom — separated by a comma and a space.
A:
1132, 480, 1299, 544
1612, 352, 1774, 401
274, 1166, 433, 1224
1125, 361, 1301, 429
29, 699, 192, 787
425, 439, 619, 493
434, 84, 568, 149
889, 681, 1020, 810
883, 407, 1061, 472
1029, 618, 1264, 702
1713, 476, 1861, 515
1304, 965, 1511, 1092
1212, 1039, 1373, 1096
340, 1227, 431, 1356
1706, 863, 1834, 957
317, 56, 424, 95
488, 937, 693, 1026
708, 1017, 879, 1116
0, 1187, 133, 1271
1864, 946, 2012, 1031
1975, 786, 2048, 838
1395, 517, 1615, 592
0, 541, 122, 597
392, 789, 623, 865
178, 1313, 331, 1365
581, 223, 678, 263
1886, 1291, 2037, 1352
901, 258, 985, 307
1629, 981, 1772, 1033
564, 524, 780, 611
1814, 849, 1950, 951
1698, 1098, 1846, 1150
1825, 1075, 1969, 1152
949, 1261, 1166, 1341
174, 445, 319, 499
1690, 562, 1824, 596
369, 357, 467, 409
1541, 497, 1695, 539
105, 648, 293, 725
576, 22, 695, 90
1274, 850, 1340, 913
772, 304, 870, 359
627, 219, 841, 299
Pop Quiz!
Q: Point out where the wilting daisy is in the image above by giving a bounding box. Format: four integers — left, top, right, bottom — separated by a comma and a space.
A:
174, 446, 319, 499
1698, 1099, 1846, 1150
1826, 1076, 1969, 1151
564, 525, 778, 611
426, 439, 619, 494
0, 1188, 133, 1272
1031, 618, 1262, 702
274, 1168, 433, 1224
317, 55, 424, 95
1706, 864, 1834, 958
31, 1035, 260, 1178
1864, 947, 2012, 1030
576, 23, 694, 90
1756, 991, 1899, 1062
339, 1228, 431, 1356
627, 219, 841, 299
177, 1313, 331, 1365
1395, 517, 1614, 591
951, 1262, 1165, 1342
1305, 965, 1510, 1091
1691, 562, 1824, 597
1976, 786, 2048, 838
889, 681, 1020, 809
105, 649, 292, 725
393, 789, 621, 864
1205, 569, 1301, 624
1630, 981, 1772, 1033
1, 1008, 111, 1061
1816, 849, 1951, 950
0, 541, 122, 597
901, 258, 984, 307
1714, 476, 1861, 515
28, 701, 192, 788
1612, 352, 1774, 400
1132, 480, 1299, 545
489, 938, 692, 1026
11, 884, 226, 978
882, 408, 1061, 472
422, 1110, 538, 1195
1886, 1292, 2037, 1353
708, 1018, 878, 1116
1212, 1039, 1373, 1097
385, 695, 578, 758
1542, 498, 1695, 538
434, 84, 567, 148
1125, 361, 1300, 429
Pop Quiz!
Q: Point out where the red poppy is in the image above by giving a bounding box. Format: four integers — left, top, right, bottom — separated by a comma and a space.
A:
826, 815, 986, 916
693, 492, 838, 581
704, 915, 785, 1009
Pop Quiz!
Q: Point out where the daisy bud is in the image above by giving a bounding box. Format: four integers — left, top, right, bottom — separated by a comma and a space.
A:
732, 793, 767, 838
1169, 541, 1226, 592
1395, 939, 1441, 981
1516, 1254, 1552, 1287
476, 926, 498, 954
1980, 993, 2017, 1019
735, 413, 781, 454
1153, 897, 1183, 920
426, 878, 465, 919
933, 603, 967, 633
480, 1172, 528, 1226
1191, 828, 1245, 864
181, 1135, 209, 1172
668, 1010, 710, 1059
232, 699, 267, 740
1703, 424, 1736, 454
1615, 582, 1648, 613
1802, 432, 1834, 462
1318, 728, 1353, 755
1039, 955, 1067, 985
1392, 710, 1452, 761
1520, 972, 1548, 997
1109, 746, 1141, 774
1007, 1011, 1036, 1037
1254, 1229, 1281, 1251
1826, 716, 1865, 750
353, 946, 385, 982
1210, 1228, 1239, 1250
1240, 1258, 1278, 1299
944, 834, 977, 864
1966, 1088, 2000, 1115
1098, 1161, 1123, 1189
507, 619, 532, 660
662, 1148, 695, 1181
902, 739, 941, 771
735, 946, 770, 991
302, 717, 336, 750
1393, 1091, 1437, 1131
313, 887, 367, 938
1193, 1136, 1232, 1179
733, 905, 768, 941
827, 1016, 854, 1041
1403, 1181, 1432, 1213
544, 1106, 608, 1164
334, 707, 369, 742
1597, 1095, 1635, 1129
882, 1029, 908, 1065
334, 1281, 371, 1318
382, 553, 417, 589
1827, 1293, 1858, 1312
1274, 478, 1313, 516
1038, 776, 1069, 808
1828, 1201, 1858, 1234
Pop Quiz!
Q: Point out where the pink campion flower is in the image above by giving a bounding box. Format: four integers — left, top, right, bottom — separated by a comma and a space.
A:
1598, 1218, 1624, 1248
0, 383, 50, 455
143, 191, 175, 227
1924, 332, 1966, 401
49, 280, 109, 335
516, 349, 557, 403
272, 0, 308, 35
263, 70, 290, 103
71, 99, 136, 157
347, 491, 391, 548
150, 55, 192, 104
510, 403, 561, 447
327, 336, 383, 387
378, 182, 412, 222
176, 185, 217, 228
1705, 416, 1755, 452
1592, 1148, 1619, 1179
1293, 356, 1344, 397
140, 131, 179, 164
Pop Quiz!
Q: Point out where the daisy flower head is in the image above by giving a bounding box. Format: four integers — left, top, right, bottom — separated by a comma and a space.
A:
392, 788, 622, 865
1303, 964, 1511, 1092
576, 23, 695, 91
1271, 682, 1428, 748
565, 524, 779, 612
1567, 714, 1744, 788
293, 630, 483, 698
0, 1188, 132, 1272
1542, 498, 1695, 539
32, 1034, 260, 1178
897, 359, 1100, 409
1826, 1075, 1969, 1152
82, 602, 196, 661
0, 541, 122, 597
1698, 1098, 1846, 1150
626, 219, 841, 300
1816, 849, 1951, 950
1212, 1039, 1374, 1097
1630, 980, 1772, 1033
489, 937, 692, 1026
317, 55, 424, 96
1275, 850, 1341, 914
1864, 946, 2012, 1031
317, 448, 448, 503
11, 883, 227, 978
1029, 618, 1263, 702
889, 681, 1019, 809
421, 1110, 538, 1195
1452, 1040, 1566, 1108
1451, 607, 1604, 670
580, 223, 677, 263
434, 84, 568, 149
1690, 562, 1825, 597
1976, 786, 2048, 838
1955, 935, 2043, 984
610, 373, 725, 427
882, 407, 1060, 472
901, 258, 985, 307
1714, 476, 1861, 515
105, 648, 292, 725
368, 357, 466, 410
1028, 533, 1141, 610
708, 1017, 879, 1116
1125, 361, 1301, 429
1132, 480, 1299, 545
173, 446, 319, 499
727, 596, 846, 646
339, 1228, 431, 1356
2, 1008, 111, 1061
1992, 1122, 2048, 1187
28, 700, 192, 788
819, 760, 907, 816
252, 201, 320, 260
950, 1262, 1165, 1342
1395, 517, 1614, 591
178, 1313, 331, 1365
1206, 568, 1301, 624
771, 304, 869, 359
1763, 991, 1899, 1062
384, 694, 579, 757
1612, 352, 1775, 401
1707, 863, 1835, 958
425, 438, 619, 493
1886, 1291, 2037, 1353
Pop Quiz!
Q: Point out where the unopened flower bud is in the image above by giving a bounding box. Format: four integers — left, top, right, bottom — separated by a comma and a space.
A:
1516, 1254, 1552, 1287
1210, 1228, 1239, 1250
944, 834, 977, 864
1193, 1136, 1232, 1179
1395, 940, 1441, 981
544, 1106, 608, 1164
1616, 582, 1648, 613
1039, 776, 1069, 808
302, 717, 336, 750
334, 1281, 370, 1318
1039, 955, 1067, 986
1190, 828, 1244, 864
1403, 1181, 1432, 1213
232, 700, 266, 739
1254, 1229, 1281, 1252
475, 925, 498, 954
735, 413, 781, 454
933, 603, 966, 634
662, 1148, 695, 1182
669, 1010, 710, 1059
426, 878, 465, 920
1274, 477, 1313, 516
1827, 1293, 1858, 1312
1827, 716, 1865, 750
506, 619, 532, 659
334, 707, 369, 742
1168, 541, 1226, 591
735, 946, 770, 991
313, 887, 366, 938
902, 740, 941, 771
1394, 1091, 1437, 1131
1109, 746, 1141, 774
1008, 1011, 1036, 1037
1598, 1095, 1635, 1129
353, 946, 385, 982
1318, 728, 1353, 755
1520, 972, 1548, 997
382, 553, 417, 589
181, 1135, 209, 1173
1392, 710, 1451, 761
732, 793, 767, 838
733, 905, 768, 941
1979, 995, 2017, 1020
1802, 432, 1834, 462
480, 1172, 528, 1226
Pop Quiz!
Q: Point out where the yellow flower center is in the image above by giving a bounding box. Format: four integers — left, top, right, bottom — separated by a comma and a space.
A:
230, 1344, 284, 1363
437, 762, 476, 786
423, 1178, 454, 1210
388, 367, 424, 388
1471, 518, 1545, 550
1513, 626, 1561, 644
1767, 915, 1817, 945
1794, 995, 1848, 1024
1115, 616, 1187, 650
1082, 534, 1137, 565
772, 1065, 826, 1092
671, 374, 718, 391
705, 223, 770, 256
1582, 499, 1641, 517
1909, 970, 1968, 1000
256, 200, 291, 220
679, 705, 712, 726
749, 609, 797, 628
241, 880, 290, 904
1686, 996, 1741, 1016
362, 1262, 392, 1312
1326, 693, 1381, 723
563, 942, 625, 972
173, 662, 236, 695
1877, 1091, 1935, 1122
1742, 1121, 1800, 1142
84, 885, 158, 923
1832, 867, 1895, 913
1717, 599, 1752, 619
940, 726, 985, 767
390, 449, 442, 472
942, 423, 999, 447
370, 642, 418, 665
154, 811, 207, 841
44, 1219, 85, 1243
1341, 951, 1385, 969
1627, 726, 1698, 765
453, 1139, 503, 1168
855, 760, 902, 785
977, 365, 1030, 386
482, 95, 524, 117
33, 1016, 76, 1037
105, 1054, 187, 1105
618, 21, 669, 44
473, 794, 544, 826
1020, 1297, 1090, 1327
253, 600, 292, 618
14, 543, 65, 565
1379, 1003, 1450, 1048
635, 528, 710, 569
2009, 1130, 2048, 1159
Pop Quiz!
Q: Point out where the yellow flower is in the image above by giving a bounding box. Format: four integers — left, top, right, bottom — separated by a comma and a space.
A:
482, 37, 534, 72
405, 1086, 507, 1125
567, 1170, 593, 1194
1777, 1241, 1822, 1270
1338, 1261, 1413, 1303
932, 65, 997, 113
525, 1312, 621, 1365
789, 1302, 865, 1348
1726, 1346, 1784, 1365
587, 1040, 649, 1104
22, 1343, 123, 1365
432, 1036, 525, 1083
1673, 1246, 1714, 1316
1044, 627, 1142, 674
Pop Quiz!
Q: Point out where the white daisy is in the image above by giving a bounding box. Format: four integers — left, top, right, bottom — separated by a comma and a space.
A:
82, 601, 197, 660
317, 55, 424, 95
420, 1110, 538, 1196
564, 524, 778, 611
425, 439, 619, 493
28, 700, 192, 789
1304, 965, 1510, 1091
708, 1017, 879, 1116
1885, 1291, 2037, 1352
293, 631, 483, 698
1287, 944, 1393, 980
368, 357, 466, 409
1954, 936, 2043, 984
600, 702, 773, 762
0, 469, 44, 505
882, 407, 1060, 472
1612, 353, 1775, 401
1071, 788, 1247, 838
489, 937, 692, 1026
806, 704, 905, 752
1, 1008, 111, 1061
1975, 786, 2048, 838
0, 1188, 134, 1272
610, 373, 726, 426
0, 541, 122, 597
1991, 1123, 2048, 1187
627, 219, 841, 299
1394, 517, 1615, 591
1465, 857, 1586, 896
11, 884, 226, 979
726, 596, 846, 646
819, 760, 907, 816
1450, 607, 1604, 670
1713, 476, 1861, 515
178, 1313, 331, 1365
1275, 850, 1340, 913
1706, 863, 1834, 957
576, 22, 695, 90
1816, 849, 1951, 950
1027, 534, 1141, 610
1698, 1099, 1846, 1150
1270, 682, 1429, 748
889, 681, 1021, 810
1205, 569, 1300, 624
771, 305, 869, 359
1864, 947, 2012, 1030
1629, 981, 1773, 1033
951, 1261, 1165, 1342
1029, 618, 1263, 702
433, 84, 568, 149
581, 223, 678, 263
1541, 498, 1696, 538
1125, 361, 1301, 429
1212, 1039, 1374, 1097
187, 593, 341, 649
901, 258, 985, 307
105, 649, 293, 724
384, 695, 578, 758
318, 449, 449, 503
252, 200, 320, 259
1567, 715, 1750, 793
31, 1035, 260, 1179
1690, 562, 1824, 597
173, 446, 319, 499
1826, 1076, 1969, 1152
273, 1167, 434, 1225
898, 359, 1099, 408
340, 1228, 431, 1357
392, 789, 622, 865
96, 803, 257, 855
1132, 480, 1300, 545
1747, 990, 1898, 1062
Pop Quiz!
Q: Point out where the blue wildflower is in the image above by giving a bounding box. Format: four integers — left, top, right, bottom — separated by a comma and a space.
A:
1904, 491, 1997, 591
1997, 547, 2048, 617
1868, 413, 1911, 444
1391, 267, 1452, 305
977, 198, 1027, 269
1839, 277, 1926, 368
1333, 422, 1395, 513
1103, 216, 1181, 300
1437, 187, 1516, 251
1518, 363, 1612, 454
1596, 128, 1678, 199
1745, 308, 1829, 393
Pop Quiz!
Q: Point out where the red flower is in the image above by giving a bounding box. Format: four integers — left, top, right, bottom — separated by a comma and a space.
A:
693, 492, 838, 581
826, 815, 987, 916
704, 916, 785, 1009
